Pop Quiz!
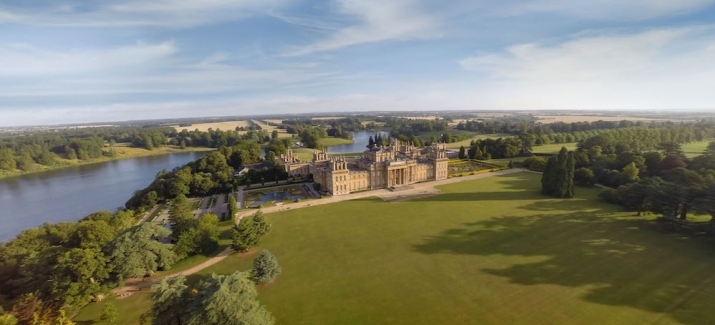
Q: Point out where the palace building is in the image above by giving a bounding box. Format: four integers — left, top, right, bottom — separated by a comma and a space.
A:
279, 140, 449, 195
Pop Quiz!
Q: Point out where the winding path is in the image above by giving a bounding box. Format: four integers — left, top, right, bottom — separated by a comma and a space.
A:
113, 168, 522, 298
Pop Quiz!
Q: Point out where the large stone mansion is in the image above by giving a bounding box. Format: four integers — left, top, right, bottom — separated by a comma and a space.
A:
280, 140, 449, 195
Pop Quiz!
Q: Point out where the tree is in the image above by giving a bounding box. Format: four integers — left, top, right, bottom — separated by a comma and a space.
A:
252, 211, 271, 237
507, 160, 514, 169
52, 247, 111, 307
367, 136, 375, 149
541, 148, 574, 198
620, 162, 640, 184
232, 217, 258, 252
101, 303, 119, 325
251, 250, 282, 284
168, 195, 195, 237
541, 156, 557, 195
104, 223, 177, 280
618, 178, 662, 216
0, 148, 17, 170
271, 130, 279, 139
149, 276, 189, 325
150, 272, 273, 325
232, 211, 271, 252
227, 195, 238, 222
458, 146, 466, 159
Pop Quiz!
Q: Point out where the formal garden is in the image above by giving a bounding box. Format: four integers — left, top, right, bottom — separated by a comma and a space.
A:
244, 185, 310, 208
448, 159, 506, 177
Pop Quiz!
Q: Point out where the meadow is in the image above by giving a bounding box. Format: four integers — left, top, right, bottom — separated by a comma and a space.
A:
76, 173, 715, 325
317, 137, 354, 147
531, 142, 579, 154
170, 120, 250, 132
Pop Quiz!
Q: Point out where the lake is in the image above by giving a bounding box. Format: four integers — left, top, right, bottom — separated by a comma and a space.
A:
326, 131, 390, 153
0, 151, 209, 242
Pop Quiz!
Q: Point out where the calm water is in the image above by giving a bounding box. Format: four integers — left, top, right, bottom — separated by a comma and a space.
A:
326, 131, 390, 153
0, 152, 208, 242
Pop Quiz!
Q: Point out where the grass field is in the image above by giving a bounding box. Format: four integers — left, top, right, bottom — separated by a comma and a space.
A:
531, 142, 578, 154
682, 141, 712, 158
171, 120, 250, 132
78, 173, 715, 325
318, 137, 354, 147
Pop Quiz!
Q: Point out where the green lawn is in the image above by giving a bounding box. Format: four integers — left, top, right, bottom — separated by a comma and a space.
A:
318, 137, 354, 147
532, 142, 578, 154
682, 141, 712, 158
76, 173, 715, 325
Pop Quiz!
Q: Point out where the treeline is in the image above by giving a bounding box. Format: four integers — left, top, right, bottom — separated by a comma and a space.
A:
281, 117, 377, 132
382, 117, 450, 138
174, 128, 273, 148
0, 127, 177, 172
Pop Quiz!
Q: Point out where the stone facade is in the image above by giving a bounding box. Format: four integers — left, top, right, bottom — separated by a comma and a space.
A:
280, 140, 449, 195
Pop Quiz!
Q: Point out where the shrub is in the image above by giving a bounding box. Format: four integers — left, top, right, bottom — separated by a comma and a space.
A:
598, 188, 622, 204
574, 168, 597, 187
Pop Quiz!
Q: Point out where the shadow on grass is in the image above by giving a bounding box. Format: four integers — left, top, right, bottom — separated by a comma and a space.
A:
413, 212, 715, 325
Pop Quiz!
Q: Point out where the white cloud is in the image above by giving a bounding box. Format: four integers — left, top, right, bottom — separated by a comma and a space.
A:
284, 0, 438, 56
0, 41, 346, 98
499, 0, 715, 20
0, 41, 176, 77
459, 26, 715, 109
0, 0, 285, 28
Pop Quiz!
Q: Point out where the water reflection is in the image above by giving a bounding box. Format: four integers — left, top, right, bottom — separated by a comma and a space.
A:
0, 151, 209, 242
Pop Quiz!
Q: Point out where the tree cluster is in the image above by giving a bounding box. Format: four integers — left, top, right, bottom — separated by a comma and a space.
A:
541, 147, 575, 198
599, 142, 715, 224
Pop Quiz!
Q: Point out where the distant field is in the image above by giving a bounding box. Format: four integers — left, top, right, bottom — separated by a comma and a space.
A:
318, 137, 353, 147
361, 120, 386, 127
683, 141, 712, 158
292, 148, 315, 161
76, 173, 715, 324
532, 142, 578, 154
171, 120, 249, 132
536, 115, 671, 124
311, 116, 344, 120
264, 119, 284, 125
396, 115, 441, 120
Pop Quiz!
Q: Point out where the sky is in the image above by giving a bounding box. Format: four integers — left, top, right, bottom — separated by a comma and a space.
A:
1, 0, 715, 126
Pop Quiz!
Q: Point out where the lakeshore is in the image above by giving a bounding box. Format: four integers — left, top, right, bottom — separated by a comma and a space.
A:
0, 146, 215, 180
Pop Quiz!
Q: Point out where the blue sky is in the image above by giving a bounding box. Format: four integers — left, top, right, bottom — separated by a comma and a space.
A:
1, 0, 715, 126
